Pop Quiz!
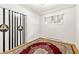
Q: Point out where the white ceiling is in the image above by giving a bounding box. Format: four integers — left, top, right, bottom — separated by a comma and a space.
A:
19, 4, 75, 15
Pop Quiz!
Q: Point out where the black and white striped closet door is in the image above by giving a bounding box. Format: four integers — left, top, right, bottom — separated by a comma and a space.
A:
0, 8, 26, 53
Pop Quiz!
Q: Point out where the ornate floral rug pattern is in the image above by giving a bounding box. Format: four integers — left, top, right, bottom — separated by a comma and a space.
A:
20, 42, 62, 54
3, 38, 79, 54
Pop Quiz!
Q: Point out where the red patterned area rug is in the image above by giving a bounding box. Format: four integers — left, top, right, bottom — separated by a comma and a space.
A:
2, 38, 79, 54
20, 42, 62, 54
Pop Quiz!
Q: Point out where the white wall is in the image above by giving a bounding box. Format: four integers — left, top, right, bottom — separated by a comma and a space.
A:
26, 11, 40, 42
40, 7, 76, 44
76, 5, 79, 50
0, 4, 40, 52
